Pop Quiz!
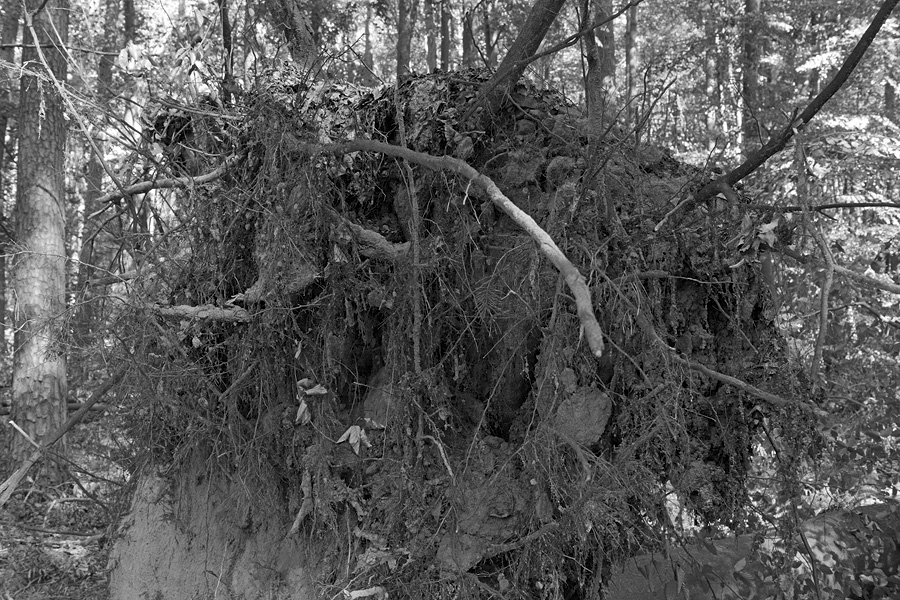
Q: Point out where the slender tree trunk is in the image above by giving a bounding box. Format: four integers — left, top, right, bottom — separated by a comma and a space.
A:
624, 3, 638, 133
425, 0, 437, 71
361, 2, 376, 84
0, 0, 22, 356
11, 0, 70, 473
217, 0, 235, 102
704, 9, 718, 151
887, 79, 897, 123
482, 1, 498, 68
462, 9, 475, 68
807, 11, 820, 97
396, 0, 419, 78
585, 0, 616, 128
440, 0, 450, 71
478, 0, 566, 116
742, 0, 761, 156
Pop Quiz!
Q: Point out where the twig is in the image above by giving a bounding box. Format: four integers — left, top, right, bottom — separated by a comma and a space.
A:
9, 421, 40, 448
299, 137, 605, 358
0, 365, 128, 507
87, 270, 137, 286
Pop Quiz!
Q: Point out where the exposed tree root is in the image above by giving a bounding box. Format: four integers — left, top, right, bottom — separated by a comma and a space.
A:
307, 138, 606, 359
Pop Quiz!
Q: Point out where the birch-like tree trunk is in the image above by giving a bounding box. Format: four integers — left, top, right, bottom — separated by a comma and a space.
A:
11, 0, 70, 471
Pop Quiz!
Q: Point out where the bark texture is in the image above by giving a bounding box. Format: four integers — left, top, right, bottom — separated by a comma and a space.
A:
11, 0, 70, 469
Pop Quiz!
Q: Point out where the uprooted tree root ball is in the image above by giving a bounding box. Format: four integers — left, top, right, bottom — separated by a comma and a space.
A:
112, 68, 818, 599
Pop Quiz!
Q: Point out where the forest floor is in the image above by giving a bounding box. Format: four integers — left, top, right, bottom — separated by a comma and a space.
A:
0, 415, 130, 600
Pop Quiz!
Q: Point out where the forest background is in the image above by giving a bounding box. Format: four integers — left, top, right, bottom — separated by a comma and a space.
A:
0, 0, 899, 597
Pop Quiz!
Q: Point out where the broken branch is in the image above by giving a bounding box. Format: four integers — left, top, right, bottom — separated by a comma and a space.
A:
148, 303, 251, 322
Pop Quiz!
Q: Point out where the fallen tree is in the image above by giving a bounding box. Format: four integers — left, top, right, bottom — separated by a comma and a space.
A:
107, 69, 821, 599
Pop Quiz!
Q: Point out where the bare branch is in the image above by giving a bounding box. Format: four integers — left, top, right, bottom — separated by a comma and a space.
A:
87, 155, 242, 219
671, 354, 823, 415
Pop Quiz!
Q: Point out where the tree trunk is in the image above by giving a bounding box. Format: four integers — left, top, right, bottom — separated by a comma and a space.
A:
440, 0, 450, 71
477, 0, 566, 117
11, 0, 70, 472
807, 11, 820, 97
265, 0, 317, 70
482, 1, 498, 68
887, 79, 897, 123
742, 0, 761, 156
217, 0, 235, 102
361, 2, 377, 84
703, 9, 718, 152
461, 9, 475, 68
424, 0, 437, 71
0, 0, 22, 356
396, 0, 419, 78
585, 0, 616, 128
624, 3, 639, 135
